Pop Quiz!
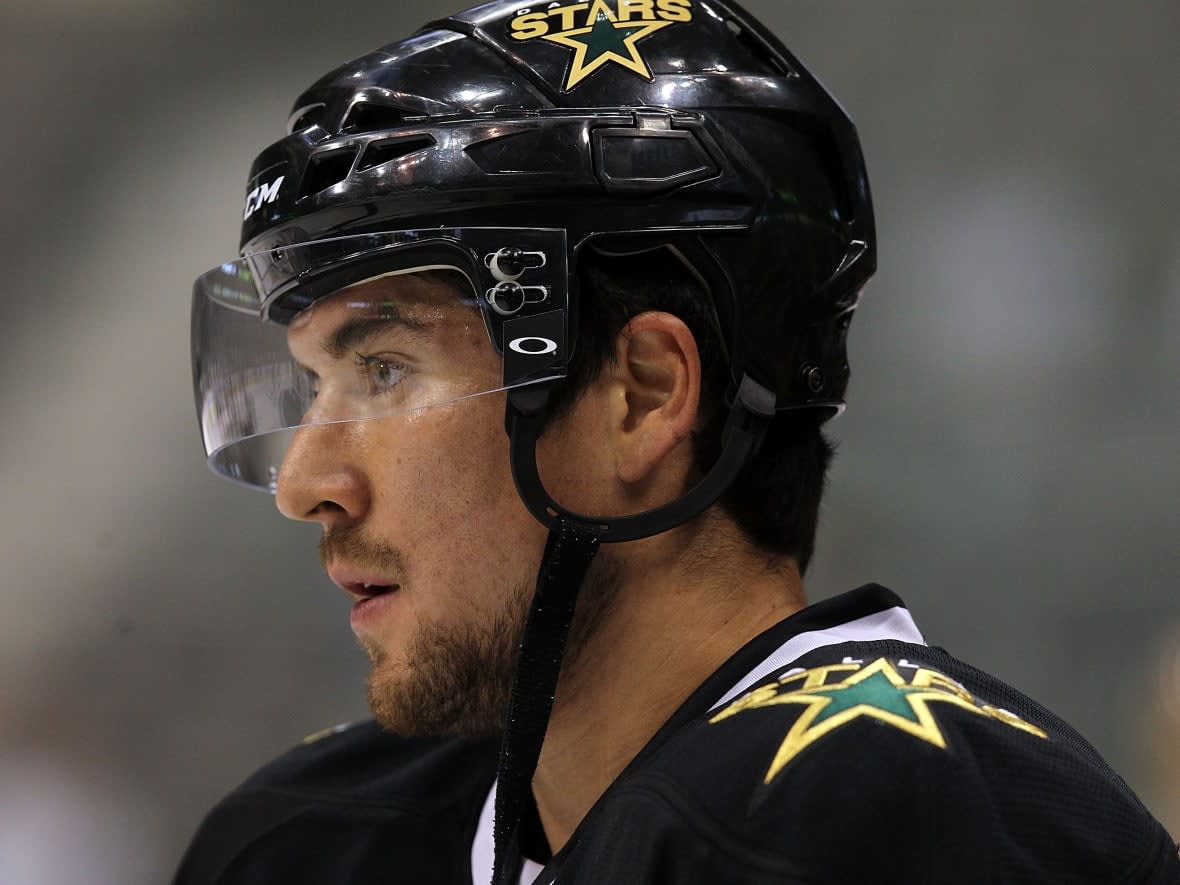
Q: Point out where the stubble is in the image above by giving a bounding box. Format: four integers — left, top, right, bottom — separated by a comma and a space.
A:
322, 526, 621, 738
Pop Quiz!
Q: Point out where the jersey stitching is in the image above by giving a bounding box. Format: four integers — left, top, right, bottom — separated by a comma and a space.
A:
235, 783, 449, 814
1114, 824, 1180, 885
603, 772, 831, 883
204, 806, 310, 884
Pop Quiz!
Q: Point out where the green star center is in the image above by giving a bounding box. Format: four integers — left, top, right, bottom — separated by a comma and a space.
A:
569, 13, 648, 60
808, 671, 923, 725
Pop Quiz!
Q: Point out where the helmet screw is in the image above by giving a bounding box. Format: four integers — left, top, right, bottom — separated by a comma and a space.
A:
488, 281, 527, 316
803, 366, 825, 394
490, 248, 528, 282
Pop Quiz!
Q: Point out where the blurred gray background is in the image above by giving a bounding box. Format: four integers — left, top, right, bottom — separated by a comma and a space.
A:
1, 1, 1177, 881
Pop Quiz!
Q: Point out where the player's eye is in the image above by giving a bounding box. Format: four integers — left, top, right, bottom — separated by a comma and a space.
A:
355, 354, 409, 395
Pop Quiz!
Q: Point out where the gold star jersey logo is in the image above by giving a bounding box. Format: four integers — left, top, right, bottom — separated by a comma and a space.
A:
710, 657, 1048, 784
509, 0, 694, 91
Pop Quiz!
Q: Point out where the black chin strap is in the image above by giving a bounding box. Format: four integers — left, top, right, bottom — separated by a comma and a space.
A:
492, 521, 599, 885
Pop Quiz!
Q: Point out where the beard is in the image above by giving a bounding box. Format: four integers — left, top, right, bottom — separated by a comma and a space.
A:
362, 580, 531, 738
321, 526, 621, 738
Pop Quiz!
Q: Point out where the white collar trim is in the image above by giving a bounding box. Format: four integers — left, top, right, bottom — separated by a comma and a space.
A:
707, 605, 926, 712
472, 780, 545, 885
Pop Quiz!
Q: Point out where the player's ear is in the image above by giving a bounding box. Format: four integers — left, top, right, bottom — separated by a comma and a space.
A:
608, 311, 701, 484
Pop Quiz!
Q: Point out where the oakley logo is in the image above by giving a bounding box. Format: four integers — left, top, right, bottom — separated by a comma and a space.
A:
243, 175, 285, 221
509, 336, 558, 356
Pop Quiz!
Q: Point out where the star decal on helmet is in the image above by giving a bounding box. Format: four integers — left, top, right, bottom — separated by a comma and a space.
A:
710, 657, 1048, 784
509, 0, 694, 92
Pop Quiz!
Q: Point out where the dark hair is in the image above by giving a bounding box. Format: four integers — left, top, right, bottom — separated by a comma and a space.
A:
543, 246, 835, 573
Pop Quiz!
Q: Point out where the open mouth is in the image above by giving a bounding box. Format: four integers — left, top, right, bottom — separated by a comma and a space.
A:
328, 566, 402, 604
356, 583, 398, 598
347, 581, 401, 632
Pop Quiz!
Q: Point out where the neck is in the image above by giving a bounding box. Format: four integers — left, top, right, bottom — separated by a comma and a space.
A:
529, 514, 804, 855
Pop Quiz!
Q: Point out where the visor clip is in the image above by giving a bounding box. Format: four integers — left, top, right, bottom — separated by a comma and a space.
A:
487, 248, 548, 283
487, 282, 550, 317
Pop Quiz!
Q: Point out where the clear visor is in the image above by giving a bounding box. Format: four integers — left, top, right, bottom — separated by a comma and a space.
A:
192, 229, 568, 490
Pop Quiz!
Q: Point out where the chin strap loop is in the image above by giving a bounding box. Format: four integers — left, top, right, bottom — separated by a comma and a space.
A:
506, 373, 773, 544
492, 521, 600, 885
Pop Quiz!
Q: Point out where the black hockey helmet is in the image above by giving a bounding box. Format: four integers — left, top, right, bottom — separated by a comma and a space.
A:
193, 0, 874, 526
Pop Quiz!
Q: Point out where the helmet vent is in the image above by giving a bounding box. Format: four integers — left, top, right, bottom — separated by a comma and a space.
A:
299, 148, 359, 198
724, 18, 794, 77
287, 102, 327, 134
341, 102, 414, 135
356, 135, 437, 172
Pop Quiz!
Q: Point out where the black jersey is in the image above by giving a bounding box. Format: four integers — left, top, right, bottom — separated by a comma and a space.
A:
174, 585, 1179, 884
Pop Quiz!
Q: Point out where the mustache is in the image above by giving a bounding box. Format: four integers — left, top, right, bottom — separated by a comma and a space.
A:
319, 525, 408, 576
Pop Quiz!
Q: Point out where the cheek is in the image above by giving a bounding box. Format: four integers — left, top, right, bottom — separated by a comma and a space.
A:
536, 404, 616, 515
366, 403, 509, 504
365, 400, 544, 604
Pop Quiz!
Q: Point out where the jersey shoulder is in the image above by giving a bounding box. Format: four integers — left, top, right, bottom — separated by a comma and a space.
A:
240, 719, 494, 804
173, 721, 497, 885
632, 641, 1178, 883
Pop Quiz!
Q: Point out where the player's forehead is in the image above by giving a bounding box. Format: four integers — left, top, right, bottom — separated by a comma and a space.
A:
286, 271, 485, 360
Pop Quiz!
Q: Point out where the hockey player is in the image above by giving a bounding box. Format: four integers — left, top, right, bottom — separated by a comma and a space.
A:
176, 1, 1180, 882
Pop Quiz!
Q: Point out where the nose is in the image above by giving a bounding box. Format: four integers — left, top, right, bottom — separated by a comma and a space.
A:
275, 423, 371, 529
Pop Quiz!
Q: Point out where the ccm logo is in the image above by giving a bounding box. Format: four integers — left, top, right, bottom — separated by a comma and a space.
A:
508, 336, 558, 356
243, 175, 285, 221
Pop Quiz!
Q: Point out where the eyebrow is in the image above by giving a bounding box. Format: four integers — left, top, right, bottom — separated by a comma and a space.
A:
320, 310, 432, 359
